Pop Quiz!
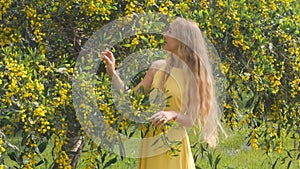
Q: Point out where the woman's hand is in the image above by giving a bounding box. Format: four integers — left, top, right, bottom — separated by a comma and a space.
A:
150, 111, 178, 128
102, 50, 116, 77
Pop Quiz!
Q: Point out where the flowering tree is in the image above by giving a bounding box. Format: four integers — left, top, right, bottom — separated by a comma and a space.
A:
0, 0, 299, 168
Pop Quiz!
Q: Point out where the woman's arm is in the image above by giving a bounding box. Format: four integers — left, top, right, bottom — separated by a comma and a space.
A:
102, 50, 124, 91
151, 110, 196, 128
102, 50, 164, 93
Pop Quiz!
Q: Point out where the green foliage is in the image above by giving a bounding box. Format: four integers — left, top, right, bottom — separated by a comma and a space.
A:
193, 143, 222, 169
0, 0, 299, 168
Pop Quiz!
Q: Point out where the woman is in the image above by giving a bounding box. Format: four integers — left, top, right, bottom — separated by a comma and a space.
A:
102, 17, 223, 169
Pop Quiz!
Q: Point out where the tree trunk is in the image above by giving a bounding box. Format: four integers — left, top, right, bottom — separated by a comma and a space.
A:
67, 133, 86, 169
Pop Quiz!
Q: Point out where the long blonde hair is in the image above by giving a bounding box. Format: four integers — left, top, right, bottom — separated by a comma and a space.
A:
160, 18, 224, 147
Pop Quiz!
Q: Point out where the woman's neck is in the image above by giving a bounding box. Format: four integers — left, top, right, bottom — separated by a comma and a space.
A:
169, 54, 186, 69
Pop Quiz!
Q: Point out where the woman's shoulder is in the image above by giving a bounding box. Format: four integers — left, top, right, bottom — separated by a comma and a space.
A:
150, 59, 166, 70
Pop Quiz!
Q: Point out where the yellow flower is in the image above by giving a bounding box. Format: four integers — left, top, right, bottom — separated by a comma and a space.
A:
159, 6, 168, 15
131, 37, 139, 46
3, 27, 11, 34
130, 1, 135, 8
250, 130, 259, 150
242, 72, 251, 81
33, 105, 46, 117
148, 0, 155, 6
217, 1, 225, 7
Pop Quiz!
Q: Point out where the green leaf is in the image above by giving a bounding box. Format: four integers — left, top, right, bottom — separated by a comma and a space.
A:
38, 141, 47, 153
140, 35, 149, 43
35, 160, 44, 166
101, 152, 107, 163
287, 160, 292, 169
8, 152, 18, 162
118, 134, 125, 157
272, 157, 279, 169
214, 154, 222, 169
245, 95, 255, 108
103, 156, 117, 169
123, 44, 131, 47
151, 137, 160, 146
129, 123, 141, 138
21, 134, 30, 146
287, 151, 292, 158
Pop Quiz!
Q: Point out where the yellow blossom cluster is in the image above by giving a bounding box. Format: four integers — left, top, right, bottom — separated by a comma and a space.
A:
54, 150, 72, 169
250, 128, 259, 150
131, 36, 139, 46
22, 153, 37, 169
23, 5, 45, 44
223, 101, 238, 128
262, 125, 286, 154
231, 24, 250, 50
199, 0, 209, 11
0, 0, 15, 45
0, 46, 75, 167
0, 138, 5, 157
124, 0, 138, 15
51, 119, 71, 168
77, 0, 115, 21
53, 79, 72, 107
290, 78, 300, 98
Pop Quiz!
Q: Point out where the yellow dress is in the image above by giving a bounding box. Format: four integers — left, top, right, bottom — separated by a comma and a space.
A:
138, 65, 196, 169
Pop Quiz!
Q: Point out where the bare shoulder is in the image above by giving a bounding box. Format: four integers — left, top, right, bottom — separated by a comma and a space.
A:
150, 59, 166, 70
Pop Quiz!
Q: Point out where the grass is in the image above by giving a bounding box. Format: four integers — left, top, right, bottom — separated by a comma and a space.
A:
2, 127, 299, 169
105, 128, 299, 169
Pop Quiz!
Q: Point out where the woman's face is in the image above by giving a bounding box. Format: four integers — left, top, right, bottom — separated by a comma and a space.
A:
163, 27, 179, 55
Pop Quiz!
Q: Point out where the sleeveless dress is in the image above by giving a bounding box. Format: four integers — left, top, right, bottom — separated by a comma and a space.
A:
138, 65, 196, 169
